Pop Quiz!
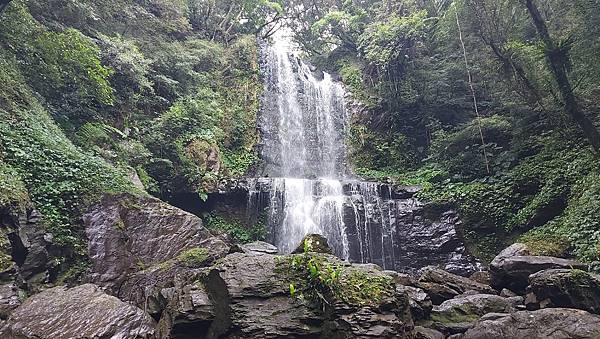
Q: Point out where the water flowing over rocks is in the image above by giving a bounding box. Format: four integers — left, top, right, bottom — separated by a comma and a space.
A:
0, 284, 156, 338
239, 33, 480, 276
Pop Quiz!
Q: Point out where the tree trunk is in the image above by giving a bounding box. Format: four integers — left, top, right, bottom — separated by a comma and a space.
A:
523, 0, 600, 153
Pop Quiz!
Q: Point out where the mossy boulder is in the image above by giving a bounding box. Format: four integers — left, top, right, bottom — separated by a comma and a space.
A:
292, 234, 332, 254
525, 269, 600, 313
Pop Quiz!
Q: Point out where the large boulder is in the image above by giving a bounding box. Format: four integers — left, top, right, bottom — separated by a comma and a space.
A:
397, 285, 432, 320
0, 283, 21, 319
0, 284, 156, 338
490, 252, 587, 293
525, 268, 600, 313
417, 267, 496, 304
460, 308, 600, 339
203, 250, 413, 338
292, 234, 332, 254
431, 294, 517, 335
83, 193, 230, 292
0, 207, 51, 286
204, 252, 324, 338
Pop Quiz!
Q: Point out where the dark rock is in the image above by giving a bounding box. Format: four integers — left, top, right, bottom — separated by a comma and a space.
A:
292, 234, 332, 254
490, 253, 587, 293
461, 308, 600, 339
156, 274, 215, 339
418, 267, 496, 304
0, 207, 51, 285
240, 241, 278, 254
500, 288, 518, 298
417, 281, 461, 305
0, 284, 155, 338
396, 285, 433, 320
415, 326, 445, 339
469, 271, 491, 285
203, 251, 412, 338
525, 268, 600, 313
397, 285, 432, 320
0, 283, 21, 319
204, 252, 324, 338
431, 294, 516, 331
84, 193, 230, 292
383, 270, 414, 286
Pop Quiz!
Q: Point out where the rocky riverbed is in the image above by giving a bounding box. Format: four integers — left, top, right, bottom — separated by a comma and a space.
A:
1, 194, 600, 338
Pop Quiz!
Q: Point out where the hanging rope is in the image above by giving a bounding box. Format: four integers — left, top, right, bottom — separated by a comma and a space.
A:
455, 8, 491, 174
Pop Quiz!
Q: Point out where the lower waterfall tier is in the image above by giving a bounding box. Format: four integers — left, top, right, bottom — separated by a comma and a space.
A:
238, 178, 480, 276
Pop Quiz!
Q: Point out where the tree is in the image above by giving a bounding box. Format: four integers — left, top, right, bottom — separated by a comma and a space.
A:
522, 0, 600, 153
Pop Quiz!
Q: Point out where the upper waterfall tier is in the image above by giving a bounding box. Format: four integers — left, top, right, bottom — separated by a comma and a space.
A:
259, 36, 348, 179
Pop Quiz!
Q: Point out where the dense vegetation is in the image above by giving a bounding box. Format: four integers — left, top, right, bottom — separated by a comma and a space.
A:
284, 0, 600, 264
1, 0, 600, 272
0, 0, 280, 272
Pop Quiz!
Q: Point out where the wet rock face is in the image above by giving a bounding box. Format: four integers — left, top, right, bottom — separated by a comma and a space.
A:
240, 178, 480, 276
0, 207, 51, 286
460, 308, 600, 339
0, 284, 156, 339
525, 269, 600, 313
83, 193, 230, 292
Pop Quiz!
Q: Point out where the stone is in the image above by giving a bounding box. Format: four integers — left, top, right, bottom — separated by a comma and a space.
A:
0, 284, 155, 338
500, 288, 518, 298
156, 278, 215, 339
397, 285, 432, 320
292, 234, 332, 254
0, 283, 21, 319
83, 193, 230, 292
240, 241, 278, 254
414, 326, 445, 339
204, 252, 324, 338
490, 254, 587, 293
431, 294, 516, 329
417, 266, 496, 304
469, 271, 491, 285
383, 270, 414, 286
525, 268, 600, 313
461, 308, 600, 339
0, 207, 51, 285
203, 251, 412, 338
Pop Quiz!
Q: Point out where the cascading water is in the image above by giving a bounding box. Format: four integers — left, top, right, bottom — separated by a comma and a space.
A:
256, 33, 350, 257
247, 32, 479, 275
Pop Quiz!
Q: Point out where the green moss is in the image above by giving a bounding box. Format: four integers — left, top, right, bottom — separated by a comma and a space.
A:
520, 231, 570, 257
430, 310, 480, 324
0, 164, 30, 211
337, 270, 394, 307
177, 247, 208, 268
203, 213, 266, 244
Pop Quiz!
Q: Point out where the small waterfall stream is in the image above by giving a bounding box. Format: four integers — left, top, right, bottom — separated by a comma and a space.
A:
245, 33, 478, 274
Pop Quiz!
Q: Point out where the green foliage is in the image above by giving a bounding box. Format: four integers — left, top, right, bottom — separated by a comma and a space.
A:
0, 164, 30, 210
520, 230, 570, 257
430, 115, 514, 180
203, 213, 266, 244
282, 245, 394, 309
0, 47, 135, 254
177, 247, 209, 267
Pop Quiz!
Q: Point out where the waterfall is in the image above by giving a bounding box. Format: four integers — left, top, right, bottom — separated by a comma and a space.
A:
257, 33, 350, 257
248, 32, 479, 275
